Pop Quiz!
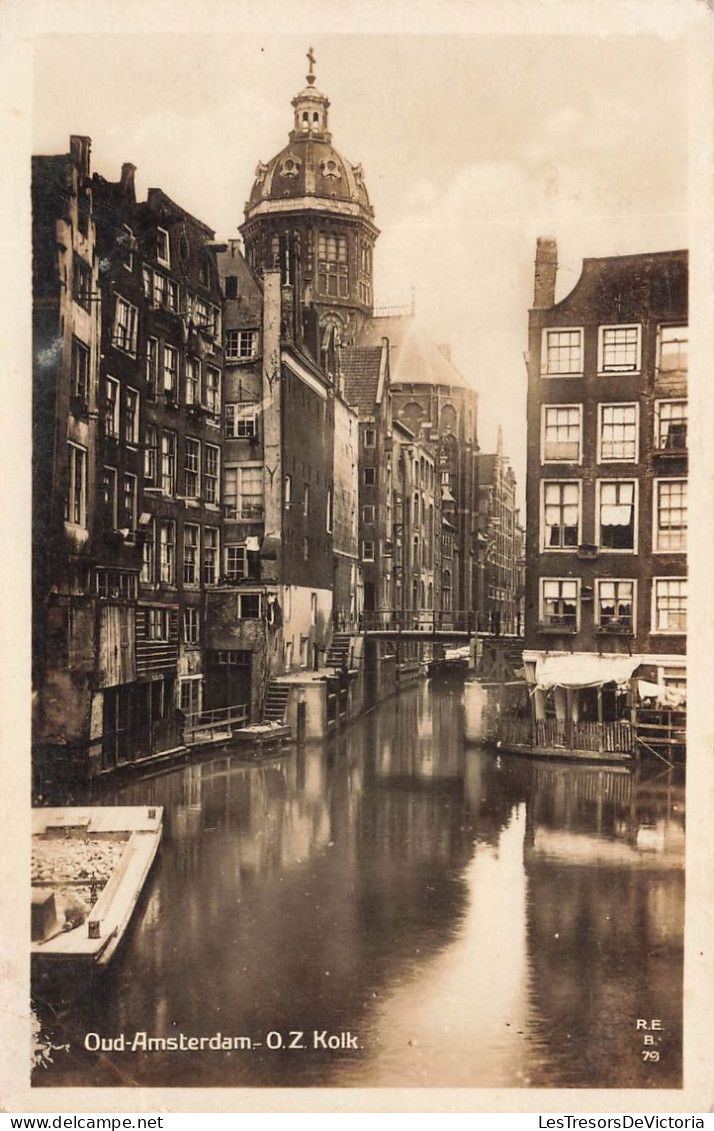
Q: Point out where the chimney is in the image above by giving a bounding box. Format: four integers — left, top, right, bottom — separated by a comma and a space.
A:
533, 237, 558, 309
120, 163, 137, 198
69, 135, 91, 179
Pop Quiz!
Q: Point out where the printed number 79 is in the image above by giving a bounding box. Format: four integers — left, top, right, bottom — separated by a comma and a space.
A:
642, 1050, 660, 1061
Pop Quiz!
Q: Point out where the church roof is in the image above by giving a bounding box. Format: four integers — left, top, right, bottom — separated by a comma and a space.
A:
359, 314, 472, 391
342, 346, 384, 414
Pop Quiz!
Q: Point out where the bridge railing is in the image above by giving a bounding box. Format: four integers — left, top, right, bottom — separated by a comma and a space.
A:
359, 609, 478, 633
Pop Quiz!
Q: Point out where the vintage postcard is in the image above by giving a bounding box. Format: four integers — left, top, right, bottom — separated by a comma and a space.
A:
2, 0, 714, 1116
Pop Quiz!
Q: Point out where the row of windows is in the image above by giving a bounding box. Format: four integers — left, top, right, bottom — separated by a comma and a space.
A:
143, 430, 220, 502
540, 400, 687, 463
112, 292, 246, 369
139, 521, 220, 587
144, 339, 221, 411
541, 478, 687, 553
539, 577, 686, 635
540, 324, 687, 377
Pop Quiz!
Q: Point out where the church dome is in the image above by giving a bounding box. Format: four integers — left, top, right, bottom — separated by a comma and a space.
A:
244, 58, 374, 224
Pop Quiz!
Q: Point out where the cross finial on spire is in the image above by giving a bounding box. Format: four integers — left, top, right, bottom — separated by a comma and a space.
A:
307, 46, 316, 83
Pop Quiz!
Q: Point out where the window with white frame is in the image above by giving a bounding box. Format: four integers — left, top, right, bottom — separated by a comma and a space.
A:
653, 578, 687, 634
185, 357, 200, 405
161, 431, 176, 495
70, 338, 90, 403
205, 366, 221, 415
655, 400, 688, 452
541, 328, 583, 376
112, 295, 138, 355
362, 505, 375, 524
203, 527, 219, 584
156, 228, 170, 267
159, 521, 175, 584
598, 325, 641, 374
284, 474, 292, 508
225, 544, 248, 581
65, 443, 88, 527
144, 424, 158, 486
599, 403, 638, 462
145, 337, 158, 398
146, 607, 170, 640
362, 540, 375, 562
658, 325, 688, 373
654, 479, 687, 552
122, 473, 137, 530
225, 464, 262, 520
183, 524, 199, 586
184, 438, 201, 499
180, 674, 201, 714
96, 568, 137, 601
152, 272, 178, 312
326, 488, 332, 534
104, 376, 120, 438
540, 578, 579, 628
163, 345, 178, 396
225, 329, 258, 360
542, 481, 580, 549
123, 387, 139, 445
598, 480, 636, 551
597, 580, 634, 630
226, 402, 258, 439
542, 405, 581, 462
140, 520, 155, 583
204, 445, 219, 505
101, 466, 118, 529
303, 485, 309, 517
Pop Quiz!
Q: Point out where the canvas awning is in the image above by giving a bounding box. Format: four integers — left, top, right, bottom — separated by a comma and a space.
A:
535, 653, 643, 690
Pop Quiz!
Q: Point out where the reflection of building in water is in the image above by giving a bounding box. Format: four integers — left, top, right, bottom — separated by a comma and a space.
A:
371, 681, 464, 781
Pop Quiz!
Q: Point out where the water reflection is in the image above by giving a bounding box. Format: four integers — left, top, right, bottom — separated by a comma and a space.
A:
33, 680, 684, 1089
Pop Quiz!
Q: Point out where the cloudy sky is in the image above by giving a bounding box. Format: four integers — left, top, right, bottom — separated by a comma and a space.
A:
33, 28, 692, 498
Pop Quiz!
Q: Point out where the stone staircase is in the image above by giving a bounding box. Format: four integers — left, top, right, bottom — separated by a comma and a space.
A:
262, 681, 290, 724
325, 633, 351, 669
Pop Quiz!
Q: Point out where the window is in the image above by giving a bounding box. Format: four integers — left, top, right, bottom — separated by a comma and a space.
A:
163, 345, 178, 396
156, 228, 170, 267
152, 272, 178, 312
161, 431, 176, 495
225, 544, 247, 581
226, 403, 258, 439
96, 569, 137, 601
65, 443, 87, 526
112, 295, 138, 355
183, 610, 200, 647
654, 479, 687, 552
541, 328, 583, 376
192, 296, 220, 338
598, 480, 636, 551
303, 485, 309, 517
658, 325, 688, 373
541, 579, 579, 628
180, 675, 201, 714
542, 481, 580, 549
364, 428, 376, 448
146, 607, 170, 641
204, 527, 219, 584
120, 225, 134, 271
542, 405, 583, 462
205, 367, 221, 415
102, 467, 118, 529
225, 330, 258, 360
70, 339, 90, 403
123, 387, 139, 445
204, 445, 219, 505
146, 337, 158, 398
599, 403, 638, 462
183, 524, 199, 585
122, 473, 137, 530
653, 578, 687, 634
104, 376, 120, 438
363, 467, 376, 486
311, 592, 317, 627
655, 400, 688, 451
184, 438, 201, 499
598, 325, 641, 374
362, 505, 375, 524
140, 520, 155, 583
239, 593, 261, 619
144, 424, 158, 486
597, 580, 634, 630
284, 474, 292, 508
362, 540, 375, 562
326, 488, 332, 534
159, 521, 175, 584
72, 256, 92, 311
317, 233, 349, 297
303, 537, 309, 561
185, 357, 200, 405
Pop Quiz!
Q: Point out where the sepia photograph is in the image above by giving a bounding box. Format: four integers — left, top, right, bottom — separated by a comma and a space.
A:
5, 0, 714, 1114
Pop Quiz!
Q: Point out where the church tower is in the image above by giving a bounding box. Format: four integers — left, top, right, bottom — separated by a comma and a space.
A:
240, 50, 379, 367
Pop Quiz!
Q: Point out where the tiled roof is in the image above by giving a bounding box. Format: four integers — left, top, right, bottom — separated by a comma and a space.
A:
359, 314, 472, 391
342, 346, 384, 414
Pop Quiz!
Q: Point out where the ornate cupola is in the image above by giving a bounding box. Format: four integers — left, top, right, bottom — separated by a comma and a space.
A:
240, 49, 379, 361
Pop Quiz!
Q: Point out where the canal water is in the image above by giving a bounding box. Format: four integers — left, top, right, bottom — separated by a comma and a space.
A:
33, 679, 684, 1091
